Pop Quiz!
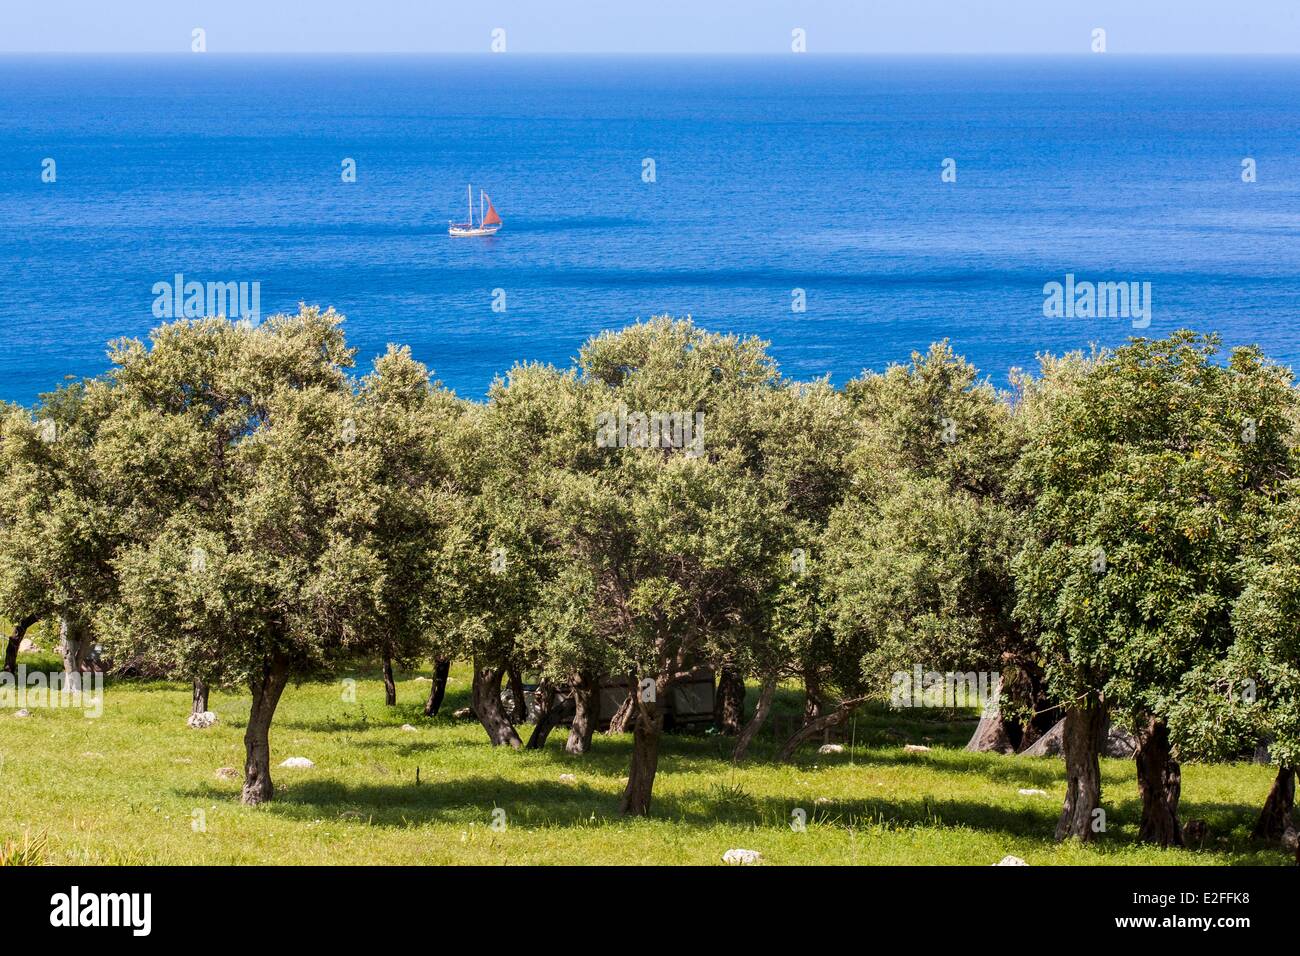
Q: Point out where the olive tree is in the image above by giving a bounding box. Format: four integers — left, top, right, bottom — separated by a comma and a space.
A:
99, 308, 389, 804
526, 318, 783, 813
354, 346, 465, 707
1168, 475, 1300, 845
1013, 332, 1294, 844
808, 343, 1041, 761
0, 384, 120, 686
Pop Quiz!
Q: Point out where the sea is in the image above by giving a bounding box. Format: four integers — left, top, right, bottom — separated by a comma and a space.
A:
0, 54, 1297, 405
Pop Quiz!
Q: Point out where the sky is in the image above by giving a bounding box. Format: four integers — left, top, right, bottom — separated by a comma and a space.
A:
1, 1, 1298, 54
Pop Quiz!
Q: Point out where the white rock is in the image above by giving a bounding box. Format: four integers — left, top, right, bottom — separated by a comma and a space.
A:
815, 796, 831, 805
186, 710, 218, 729
1018, 788, 1048, 796
413, 677, 432, 683
18, 638, 37, 653
400, 723, 418, 732
818, 743, 844, 754
903, 744, 931, 752
722, 848, 762, 866
13, 709, 30, 718
279, 756, 315, 769
559, 773, 577, 783
994, 855, 1028, 866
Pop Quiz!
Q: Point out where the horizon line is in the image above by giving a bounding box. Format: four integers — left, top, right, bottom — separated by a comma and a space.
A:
4, 51, 1300, 58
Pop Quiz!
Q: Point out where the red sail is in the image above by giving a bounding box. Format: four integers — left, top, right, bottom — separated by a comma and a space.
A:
482, 198, 502, 226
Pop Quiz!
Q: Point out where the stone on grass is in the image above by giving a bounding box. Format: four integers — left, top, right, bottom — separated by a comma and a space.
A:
903, 744, 931, 753
452, 707, 473, 720
186, 710, 218, 729
214, 767, 240, 781
559, 773, 576, 783
279, 756, 315, 769
13, 709, 30, 718
722, 848, 762, 866
1018, 788, 1048, 796
818, 743, 844, 754
994, 855, 1028, 866
400, 723, 417, 732
18, 638, 37, 653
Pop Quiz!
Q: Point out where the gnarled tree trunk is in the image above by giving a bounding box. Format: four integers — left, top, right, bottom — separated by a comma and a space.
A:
472, 659, 521, 748
620, 701, 663, 816
802, 666, 823, 724
565, 671, 597, 755
526, 681, 561, 750
1055, 700, 1107, 842
58, 612, 91, 693
714, 666, 745, 735
1253, 765, 1295, 843
733, 673, 777, 762
192, 679, 209, 716
777, 699, 860, 762
965, 676, 1016, 754
999, 658, 1057, 752
381, 647, 397, 706
423, 657, 450, 716
242, 653, 290, 806
3, 615, 37, 675
506, 663, 527, 723
1134, 716, 1183, 847
605, 683, 636, 734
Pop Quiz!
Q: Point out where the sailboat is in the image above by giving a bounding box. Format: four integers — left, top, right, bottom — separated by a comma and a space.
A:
449, 184, 502, 237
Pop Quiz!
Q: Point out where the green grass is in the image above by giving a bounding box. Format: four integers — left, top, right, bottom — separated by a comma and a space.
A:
0, 652, 1288, 865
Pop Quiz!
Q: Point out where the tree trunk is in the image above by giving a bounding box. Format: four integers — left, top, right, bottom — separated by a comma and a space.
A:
1253, 765, 1295, 843
472, 659, 521, 748
999, 658, 1058, 752
381, 647, 397, 706
58, 612, 91, 693
192, 679, 209, 716
526, 681, 561, 750
619, 703, 663, 816
566, 671, 597, 755
423, 657, 450, 716
605, 683, 637, 734
802, 666, 823, 724
2, 615, 36, 675
732, 673, 777, 763
777, 700, 858, 762
714, 665, 745, 735
506, 663, 527, 722
1055, 700, 1107, 842
241, 654, 290, 806
1134, 716, 1183, 847
965, 676, 1016, 754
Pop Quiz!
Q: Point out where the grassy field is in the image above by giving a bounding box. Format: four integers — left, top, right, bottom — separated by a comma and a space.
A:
0, 651, 1288, 865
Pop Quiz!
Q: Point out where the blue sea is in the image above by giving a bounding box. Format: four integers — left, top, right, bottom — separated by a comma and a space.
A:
0, 54, 1297, 405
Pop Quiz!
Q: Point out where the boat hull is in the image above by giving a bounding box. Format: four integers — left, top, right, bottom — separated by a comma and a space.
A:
448, 223, 501, 237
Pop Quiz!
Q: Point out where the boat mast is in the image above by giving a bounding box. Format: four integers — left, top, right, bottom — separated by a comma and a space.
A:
480, 190, 484, 227
467, 184, 473, 226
